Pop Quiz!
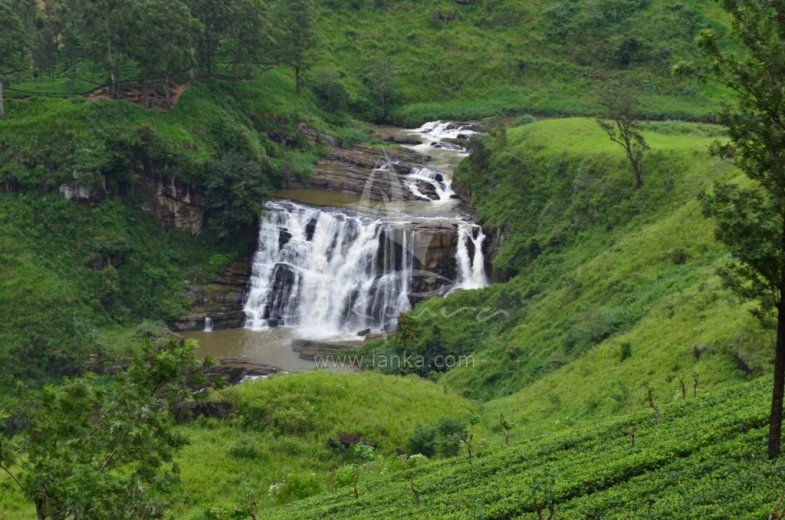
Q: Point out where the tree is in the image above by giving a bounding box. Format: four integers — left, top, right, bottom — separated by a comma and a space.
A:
138, 0, 202, 108
0, 339, 207, 519
184, 0, 234, 76
594, 83, 649, 189
681, 0, 785, 459
225, 0, 271, 80
272, 0, 317, 94
0, 3, 28, 120
205, 152, 272, 238
363, 56, 400, 121
79, 0, 148, 98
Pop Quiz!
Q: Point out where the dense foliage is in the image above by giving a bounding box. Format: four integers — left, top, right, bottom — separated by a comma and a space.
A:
0, 339, 206, 519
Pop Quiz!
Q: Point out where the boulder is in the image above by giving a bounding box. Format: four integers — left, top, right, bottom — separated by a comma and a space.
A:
291, 338, 364, 360
172, 256, 253, 332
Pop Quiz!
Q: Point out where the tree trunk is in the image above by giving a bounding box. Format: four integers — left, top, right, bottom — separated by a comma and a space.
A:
769, 297, 785, 459
295, 64, 301, 95
632, 163, 644, 189
0, 73, 4, 121
165, 62, 171, 110
35, 498, 46, 520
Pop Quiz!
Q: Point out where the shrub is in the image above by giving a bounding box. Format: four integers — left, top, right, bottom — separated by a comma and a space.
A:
620, 342, 632, 362
269, 472, 324, 504
670, 248, 688, 265
514, 114, 536, 126
310, 68, 350, 112
435, 418, 468, 458
406, 423, 437, 458
227, 435, 264, 459
407, 418, 467, 458
204, 153, 272, 239
337, 127, 371, 148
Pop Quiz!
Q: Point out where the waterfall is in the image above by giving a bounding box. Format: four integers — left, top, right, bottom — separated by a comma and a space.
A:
204, 317, 214, 332
455, 224, 488, 290
242, 121, 490, 339
244, 201, 415, 338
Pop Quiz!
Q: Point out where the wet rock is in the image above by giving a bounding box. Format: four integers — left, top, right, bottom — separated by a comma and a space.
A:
286, 143, 432, 202
203, 358, 281, 385
375, 133, 424, 146
267, 318, 280, 328
137, 176, 204, 235
305, 218, 317, 241
357, 328, 371, 336
171, 256, 252, 332
279, 230, 292, 249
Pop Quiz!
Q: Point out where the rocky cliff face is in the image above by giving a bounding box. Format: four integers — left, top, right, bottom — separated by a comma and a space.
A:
286, 143, 440, 202
410, 220, 459, 298
138, 176, 204, 236
171, 256, 252, 332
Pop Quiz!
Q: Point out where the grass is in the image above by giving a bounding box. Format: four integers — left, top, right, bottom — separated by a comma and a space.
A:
310, 0, 728, 124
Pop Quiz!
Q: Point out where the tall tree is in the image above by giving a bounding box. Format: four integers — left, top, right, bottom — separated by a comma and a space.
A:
594, 83, 649, 189
272, 0, 317, 94
137, 0, 202, 108
0, 3, 28, 121
681, 0, 785, 459
363, 56, 400, 121
0, 339, 208, 519
184, 0, 233, 76
79, 0, 147, 98
225, 0, 271, 80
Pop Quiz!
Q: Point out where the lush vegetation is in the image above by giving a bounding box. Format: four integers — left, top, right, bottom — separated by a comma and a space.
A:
365, 119, 766, 421
257, 378, 783, 519
0, 371, 476, 518
0, 194, 241, 387
4, 0, 785, 517
0, 340, 207, 520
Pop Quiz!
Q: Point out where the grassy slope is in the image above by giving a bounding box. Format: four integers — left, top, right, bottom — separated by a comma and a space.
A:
259, 378, 781, 519
311, 0, 730, 124
370, 118, 768, 439
2, 69, 327, 190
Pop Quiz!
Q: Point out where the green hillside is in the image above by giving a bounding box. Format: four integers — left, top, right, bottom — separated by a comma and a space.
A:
260, 378, 779, 519
365, 118, 767, 438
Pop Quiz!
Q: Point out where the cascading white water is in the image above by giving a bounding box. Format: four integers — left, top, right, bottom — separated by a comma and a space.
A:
242, 121, 490, 340
399, 121, 480, 204
204, 317, 214, 332
406, 167, 453, 203
243, 201, 415, 338
455, 224, 488, 290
